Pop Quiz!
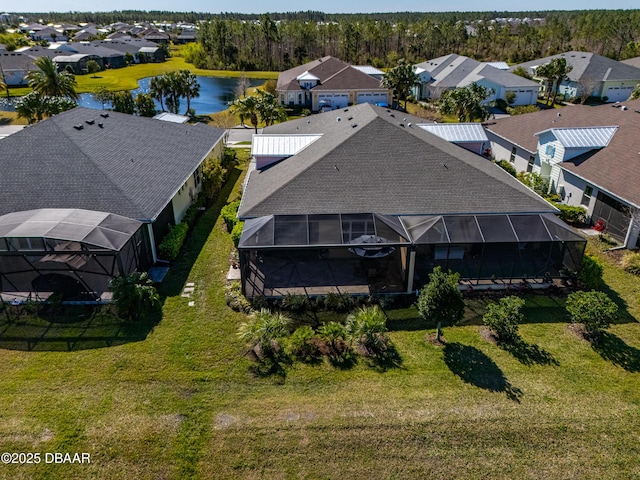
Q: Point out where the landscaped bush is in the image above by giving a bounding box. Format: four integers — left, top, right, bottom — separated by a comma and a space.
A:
158, 222, 189, 260
224, 281, 251, 313
494, 159, 517, 177
552, 202, 587, 225
237, 308, 292, 361
285, 326, 322, 362
417, 266, 464, 326
323, 292, 354, 312
566, 290, 618, 340
507, 105, 540, 115
221, 200, 241, 231
516, 171, 549, 197
110, 272, 161, 321
280, 293, 309, 313
483, 296, 525, 343
621, 252, 640, 275
317, 321, 353, 362
230, 221, 244, 248
346, 305, 390, 356
579, 254, 604, 290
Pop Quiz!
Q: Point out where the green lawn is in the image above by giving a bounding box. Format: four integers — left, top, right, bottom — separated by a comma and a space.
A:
1, 166, 640, 479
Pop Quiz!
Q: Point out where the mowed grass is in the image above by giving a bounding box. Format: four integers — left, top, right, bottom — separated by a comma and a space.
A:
1, 166, 640, 479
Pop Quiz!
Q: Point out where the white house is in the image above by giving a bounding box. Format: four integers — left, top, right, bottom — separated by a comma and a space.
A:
414, 54, 540, 106
513, 51, 640, 103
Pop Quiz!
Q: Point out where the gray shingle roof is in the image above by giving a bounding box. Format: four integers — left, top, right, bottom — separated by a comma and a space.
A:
513, 51, 640, 83
0, 107, 224, 221
239, 104, 555, 219
485, 100, 640, 208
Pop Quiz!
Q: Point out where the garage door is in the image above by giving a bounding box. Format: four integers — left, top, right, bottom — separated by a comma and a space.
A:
357, 92, 387, 105
317, 93, 349, 109
604, 86, 635, 103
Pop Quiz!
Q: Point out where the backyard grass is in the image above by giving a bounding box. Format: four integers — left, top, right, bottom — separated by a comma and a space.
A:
1, 166, 640, 479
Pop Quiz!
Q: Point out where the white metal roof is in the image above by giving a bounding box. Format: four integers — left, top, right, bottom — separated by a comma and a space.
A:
418, 123, 489, 143
535, 126, 618, 148
153, 112, 189, 124
484, 61, 509, 70
296, 71, 320, 81
251, 134, 323, 157
353, 65, 385, 76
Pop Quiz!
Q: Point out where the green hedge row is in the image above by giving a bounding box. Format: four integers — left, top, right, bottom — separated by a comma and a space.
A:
158, 222, 189, 261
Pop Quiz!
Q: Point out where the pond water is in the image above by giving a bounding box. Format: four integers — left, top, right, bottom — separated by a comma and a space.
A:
0, 75, 265, 114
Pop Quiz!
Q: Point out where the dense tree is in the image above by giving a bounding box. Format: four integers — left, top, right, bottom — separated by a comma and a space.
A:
86, 60, 101, 78
381, 58, 421, 109
439, 83, 492, 122
629, 82, 640, 101
135, 93, 157, 117
111, 91, 135, 114
536, 57, 573, 106
26, 56, 78, 99
15, 92, 76, 124
92, 86, 112, 109
417, 266, 464, 326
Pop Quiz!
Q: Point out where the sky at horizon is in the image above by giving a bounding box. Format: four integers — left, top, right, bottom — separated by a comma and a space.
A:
8, 1, 640, 15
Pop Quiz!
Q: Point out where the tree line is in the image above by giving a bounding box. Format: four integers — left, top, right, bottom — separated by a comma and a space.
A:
183, 10, 640, 72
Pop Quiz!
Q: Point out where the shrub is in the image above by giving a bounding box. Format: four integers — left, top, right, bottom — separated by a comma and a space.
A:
494, 159, 517, 177
507, 105, 540, 115
622, 252, 640, 275
566, 291, 618, 338
201, 157, 225, 201
285, 326, 322, 362
552, 202, 587, 225
158, 222, 189, 260
224, 281, 251, 313
579, 254, 604, 290
238, 308, 292, 361
317, 321, 353, 361
323, 292, 354, 312
516, 171, 549, 196
280, 293, 309, 313
182, 204, 199, 228
483, 296, 525, 343
221, 200, 241, 231
417, 266, 464, 325
231, 221, 244, 248
110, 272, 161, 321
346, 305, 390, 356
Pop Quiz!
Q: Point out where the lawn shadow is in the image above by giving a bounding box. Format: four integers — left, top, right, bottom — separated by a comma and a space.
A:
363, 342, 403, 372
158, 166, 242, 298
443, 342, 523, 402
600, 282, 637, 324
592, 331, 640, 373
501, 337, 559, 366
0, 304, 160, 351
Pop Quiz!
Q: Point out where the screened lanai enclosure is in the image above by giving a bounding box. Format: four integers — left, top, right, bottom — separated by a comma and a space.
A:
238, 213, 586, 297
0, 209, 151, 302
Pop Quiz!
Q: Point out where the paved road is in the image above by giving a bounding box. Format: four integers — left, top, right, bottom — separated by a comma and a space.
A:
227, 126, 262, 146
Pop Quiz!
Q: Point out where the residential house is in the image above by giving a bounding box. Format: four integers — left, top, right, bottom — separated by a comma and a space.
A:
30, 26, 67, 42
414, 54, 540, 106
237, 103, 584, 297
53, 53, 103, 74
513, 51, 640, 103
276, 56, 392, 111
484, 100, 640, 246
175, 31, 197, 44
0, 51, 37, 86
0, 108, 225, 298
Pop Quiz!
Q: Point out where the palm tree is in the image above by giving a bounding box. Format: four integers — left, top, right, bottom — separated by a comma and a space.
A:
231, 95, 259, 133
255, 90, 287, 127
26, 56, 78, 99
150, 75, 168, 112
381, 58, 421, 109
180, 70, 200, 114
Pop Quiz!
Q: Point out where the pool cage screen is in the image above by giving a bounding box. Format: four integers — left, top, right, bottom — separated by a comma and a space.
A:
0, 209, 149, 301
238, 212, 586, 296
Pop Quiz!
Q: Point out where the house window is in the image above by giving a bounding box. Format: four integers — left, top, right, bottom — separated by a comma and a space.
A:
510, 146, 517, 163
545, 144, 556, 158
341, 214, 375, 243
581, 185, 593, 206
194, 167, 201, 187
298, 93, 302, 103
527, 156, 535, 173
